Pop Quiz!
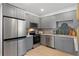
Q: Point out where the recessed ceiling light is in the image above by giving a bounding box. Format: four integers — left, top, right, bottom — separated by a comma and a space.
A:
40, 9, 44, 12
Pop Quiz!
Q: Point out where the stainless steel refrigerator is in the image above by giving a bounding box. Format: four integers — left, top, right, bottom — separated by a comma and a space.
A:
3, 17, 27, 56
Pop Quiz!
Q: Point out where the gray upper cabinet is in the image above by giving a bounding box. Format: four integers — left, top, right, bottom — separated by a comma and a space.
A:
56, 13, 64, 21
3, 3, 26, 19
40, 16, 56, 28
56, 11, 76, 21
30, 16, 39, 24
3, 3, 16, 17
27, 14, 40, 27
63, 11, 74, 20
16, 8, 26, 19
40, 18, 49, 28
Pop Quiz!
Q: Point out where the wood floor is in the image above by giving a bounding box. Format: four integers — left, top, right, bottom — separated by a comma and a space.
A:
25, 45, 73, 56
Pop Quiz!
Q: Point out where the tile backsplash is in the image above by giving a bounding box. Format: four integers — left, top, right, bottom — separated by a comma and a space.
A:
41, 28, 56, 34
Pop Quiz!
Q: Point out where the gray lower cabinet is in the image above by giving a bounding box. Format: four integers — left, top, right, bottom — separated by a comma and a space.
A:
63, 38, 75, 53
55, 37, 63, 50
18, 36, 33, 56
40, 35, 47, 45
55, 36, 75, 53
26, 36, 33, 51
18, 38, 27, 56
41, 35, 55, 48
4, 40, 17, 56
49, 36, 55, 48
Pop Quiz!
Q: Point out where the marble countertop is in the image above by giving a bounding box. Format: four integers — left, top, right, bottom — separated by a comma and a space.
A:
26, 35, 33, 37
41, 34, 76, 38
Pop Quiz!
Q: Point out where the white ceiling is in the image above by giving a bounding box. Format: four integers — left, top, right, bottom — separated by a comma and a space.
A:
10, 3, 77, 17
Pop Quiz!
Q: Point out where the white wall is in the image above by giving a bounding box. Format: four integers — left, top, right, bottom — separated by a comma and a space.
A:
0, 3, 2, 56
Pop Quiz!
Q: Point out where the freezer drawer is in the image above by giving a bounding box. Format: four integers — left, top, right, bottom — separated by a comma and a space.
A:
4, 40, 17, 56
3, 17, 18, 39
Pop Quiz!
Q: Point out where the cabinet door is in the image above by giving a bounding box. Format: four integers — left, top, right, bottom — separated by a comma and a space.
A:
3, 17, 18, 39
18, 20, 26, 37
55, 36, 75, 53
26, 36, 33, 50
41, 35, 47, 45
40, 19, 47, 28
4, 40, 17, 56
16, 8, 26, 19
50, 36, 55, 48
56, 13, 64, 21
63, 38, 74, 53
63, 11, 74, 20
55, 37, 63, 50
18, 38, 27, 56
3, 3, 16, 17
46, 36, 51, 46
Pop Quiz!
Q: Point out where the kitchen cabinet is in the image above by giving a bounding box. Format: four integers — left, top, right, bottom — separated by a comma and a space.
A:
76, 4, 79, 21
56, 13, 64, 21
41, 35, 55, 48
18, 38, 27, 56
2, 3, 16, 17
40, 35, 47, 45
45, 36, 50, 46
3, 3, 27, 19
56, 11, 75, 21
16, 8, 26, 19
4, 40, 18, 56
55, 36, 75, 53
40, 16, 56, 28
63, 12, 72, 20
49, 36, 55, 48
26, 36, 33, 51
26, 14, 40, 28
29, 16, 39, 24
40, 18, 50, 28
54, 36, 63, 50
63, 37, 74, 53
